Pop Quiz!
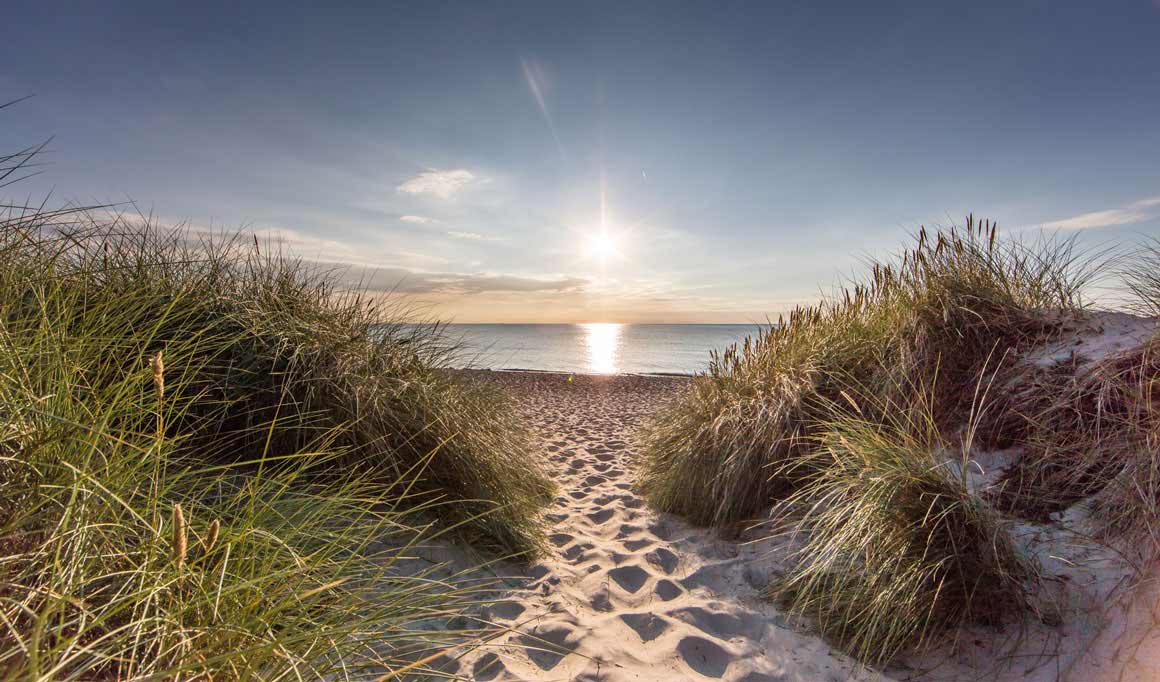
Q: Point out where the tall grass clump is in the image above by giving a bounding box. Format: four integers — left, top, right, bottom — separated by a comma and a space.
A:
991, 242, 1160, 544
772, 397, 1039, 667
0, 199, 552, 678
637, 217, 1095, 527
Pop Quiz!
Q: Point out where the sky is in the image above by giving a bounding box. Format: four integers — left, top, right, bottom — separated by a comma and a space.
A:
2, 1, 1159, 323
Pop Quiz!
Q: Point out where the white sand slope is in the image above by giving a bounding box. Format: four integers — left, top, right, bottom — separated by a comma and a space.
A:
455, 372, 885, 682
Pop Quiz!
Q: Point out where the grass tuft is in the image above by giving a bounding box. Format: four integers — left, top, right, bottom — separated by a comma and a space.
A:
771, 397, 1040, 667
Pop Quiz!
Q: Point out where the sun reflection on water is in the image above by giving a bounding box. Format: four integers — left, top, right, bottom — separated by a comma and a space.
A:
582, 323, 622, 374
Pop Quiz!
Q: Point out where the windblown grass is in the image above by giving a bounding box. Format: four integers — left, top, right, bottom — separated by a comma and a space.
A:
981, 241, 1160, 545
637, 218, 1094, 527
987, 343, 1148, 516
1122, 238, 1160, 318
771, 398, 1039, 667
0, 202, 552, 678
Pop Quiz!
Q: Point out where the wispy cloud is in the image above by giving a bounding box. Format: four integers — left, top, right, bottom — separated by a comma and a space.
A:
331, 263, 588, 295
447, 230, 498, 241
397, 169, 475, 199
522, 57, 565, 159
1041, 196, 1160, 230
399, 215, 435, 224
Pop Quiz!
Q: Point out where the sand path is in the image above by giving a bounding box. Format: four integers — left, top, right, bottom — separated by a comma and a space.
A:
459, 372, 880, 682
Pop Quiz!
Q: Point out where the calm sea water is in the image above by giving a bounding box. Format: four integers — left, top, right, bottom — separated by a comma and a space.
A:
444, 323, 768, 375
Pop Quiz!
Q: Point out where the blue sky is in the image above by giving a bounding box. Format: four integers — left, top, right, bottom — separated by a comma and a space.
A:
3, 1, 1159, 322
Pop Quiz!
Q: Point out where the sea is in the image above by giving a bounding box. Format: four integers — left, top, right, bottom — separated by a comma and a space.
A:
443, 323, 768, 376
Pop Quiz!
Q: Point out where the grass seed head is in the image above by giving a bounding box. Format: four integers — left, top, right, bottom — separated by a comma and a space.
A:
150, 350, 164, 402
203, 518, 220, 556
172, 502, 186, 569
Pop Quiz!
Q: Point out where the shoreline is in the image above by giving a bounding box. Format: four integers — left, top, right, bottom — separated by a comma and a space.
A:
460, 367, 698, 379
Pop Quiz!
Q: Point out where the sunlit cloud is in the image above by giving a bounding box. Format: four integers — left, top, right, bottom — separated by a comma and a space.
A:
397, 169, 476, 199
400, 214, 435, 224
447, 230, 498, 241
1041, 196, 1160, 230
330, 263, 588, 295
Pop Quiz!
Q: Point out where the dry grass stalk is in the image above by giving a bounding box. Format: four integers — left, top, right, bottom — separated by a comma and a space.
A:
172, 503, 186, 569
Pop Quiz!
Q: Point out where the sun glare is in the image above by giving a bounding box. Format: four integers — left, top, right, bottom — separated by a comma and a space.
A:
582, 322, 622, 374
586, 230, 620, 260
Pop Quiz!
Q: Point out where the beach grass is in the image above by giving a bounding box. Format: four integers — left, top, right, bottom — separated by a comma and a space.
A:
771, 395, 1039, 667
637, 218, 1095, 528
634, 218, 1104, 664
0, 204, 552, 679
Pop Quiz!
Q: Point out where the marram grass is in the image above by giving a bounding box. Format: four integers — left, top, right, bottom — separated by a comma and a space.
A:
771, 402, 1040, 667
637, 218, 1096, 528
0, 204, 552, 680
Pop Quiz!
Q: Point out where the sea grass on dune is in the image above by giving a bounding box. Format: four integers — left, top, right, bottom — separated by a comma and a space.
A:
0, 205, 552, 680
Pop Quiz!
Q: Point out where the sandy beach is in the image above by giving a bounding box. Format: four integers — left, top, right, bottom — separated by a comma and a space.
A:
451, 371, 881, 682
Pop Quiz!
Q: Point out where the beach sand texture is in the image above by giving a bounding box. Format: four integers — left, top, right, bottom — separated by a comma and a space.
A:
454, 372, 883, 682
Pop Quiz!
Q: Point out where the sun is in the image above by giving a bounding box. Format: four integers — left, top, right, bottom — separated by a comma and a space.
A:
586, 230, 620, 260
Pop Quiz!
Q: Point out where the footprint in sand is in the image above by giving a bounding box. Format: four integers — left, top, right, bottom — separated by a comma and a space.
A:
549, 532, 574, 547
527, 564, 552, 580
608, 564, 650, 593
622, 537, 655, 551
678, 635, 732, 678
586, 508, 616, 524
654, 578, 684, 601
645, 547, 680, 574
671, 606, 766, 639
561, 542, 593, 562
615, 522, 643, 539
619, 612, 671, 642
515, 622, 580, 671
471, 652, 505, 680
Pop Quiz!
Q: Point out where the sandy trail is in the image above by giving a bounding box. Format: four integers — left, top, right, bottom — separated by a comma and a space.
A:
456, 372, 879, 682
